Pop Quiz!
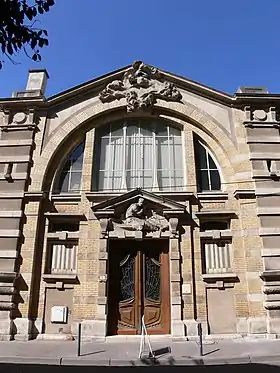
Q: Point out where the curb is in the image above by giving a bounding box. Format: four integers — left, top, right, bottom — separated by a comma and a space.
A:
0, 357, 61, 365
0, 354, 278, 366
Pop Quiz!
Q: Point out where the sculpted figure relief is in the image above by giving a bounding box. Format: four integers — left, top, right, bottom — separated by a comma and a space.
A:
99, 60, 182, 112
123, 197, 145, 231
117, 197, 169, 232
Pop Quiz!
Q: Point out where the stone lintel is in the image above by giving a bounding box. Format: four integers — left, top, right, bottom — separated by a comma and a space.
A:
42, 274, 78, 284
233, 189, 256, 199
197, 192, 229, 200
51, 194, 81, 203
202, 273, 238, 283
200, 229, 232, 239
0, 272, 17, 282
196, 210, 237, 219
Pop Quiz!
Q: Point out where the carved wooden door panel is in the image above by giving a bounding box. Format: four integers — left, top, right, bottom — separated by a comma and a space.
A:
107, 240, 170, 335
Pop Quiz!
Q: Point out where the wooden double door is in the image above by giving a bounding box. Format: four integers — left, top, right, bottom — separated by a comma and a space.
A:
107, 240, 170, 335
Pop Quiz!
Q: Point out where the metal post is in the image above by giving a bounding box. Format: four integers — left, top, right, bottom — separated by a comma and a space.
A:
197, 322, 203, 356
77, 322, 82, 357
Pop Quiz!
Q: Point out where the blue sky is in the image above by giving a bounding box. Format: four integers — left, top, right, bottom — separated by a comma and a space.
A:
0, 0, 280, 97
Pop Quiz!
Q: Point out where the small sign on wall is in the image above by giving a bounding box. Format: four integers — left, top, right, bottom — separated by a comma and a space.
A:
51, 306, 68, 324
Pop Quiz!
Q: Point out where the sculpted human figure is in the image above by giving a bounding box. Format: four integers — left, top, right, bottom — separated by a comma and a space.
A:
123, 197, 145, 230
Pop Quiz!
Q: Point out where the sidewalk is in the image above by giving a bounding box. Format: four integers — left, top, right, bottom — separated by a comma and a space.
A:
0, 337, 280, 366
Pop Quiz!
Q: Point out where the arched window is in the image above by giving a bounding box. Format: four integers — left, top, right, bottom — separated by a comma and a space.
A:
195, 141, 221, 192
57, 142, 85, 193
94, 119, 184, 192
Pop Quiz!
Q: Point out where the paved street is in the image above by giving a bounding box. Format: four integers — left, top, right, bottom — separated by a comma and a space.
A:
0, 336, 279, 366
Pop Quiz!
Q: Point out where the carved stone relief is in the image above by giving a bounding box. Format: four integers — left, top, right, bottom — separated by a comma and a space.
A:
111, 197, 169, 233
99, 61, 182, 112
13, 112, 27, 124
253, 109, 267, 121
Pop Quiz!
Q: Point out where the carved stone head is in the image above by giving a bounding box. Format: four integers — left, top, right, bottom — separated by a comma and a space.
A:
137, 197, 144, 207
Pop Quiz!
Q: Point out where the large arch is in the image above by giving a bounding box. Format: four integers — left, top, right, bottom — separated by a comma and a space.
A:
30, 99, 239, 194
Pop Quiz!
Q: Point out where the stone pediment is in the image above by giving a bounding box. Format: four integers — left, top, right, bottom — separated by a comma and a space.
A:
92, 189, 188, 238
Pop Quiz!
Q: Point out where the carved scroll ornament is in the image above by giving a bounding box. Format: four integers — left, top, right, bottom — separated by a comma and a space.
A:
99, 61, 182, 112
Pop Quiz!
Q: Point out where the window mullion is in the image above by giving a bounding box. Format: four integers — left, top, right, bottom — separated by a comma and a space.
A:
68, 161, 72, 192
120, 122, 127, 191
107, 125, 112, 191
206, 150, 212, 190
152, 122, 159, 191
168, 126, 171, 191
137, 123, 141, 188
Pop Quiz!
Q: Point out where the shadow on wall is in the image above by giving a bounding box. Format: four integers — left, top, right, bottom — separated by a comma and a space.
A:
0, 363, 279, 372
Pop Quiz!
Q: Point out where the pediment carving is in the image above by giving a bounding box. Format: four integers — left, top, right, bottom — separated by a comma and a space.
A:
112, 197, 169, 233
99, 61, 182, 112
91, 189, 187, 238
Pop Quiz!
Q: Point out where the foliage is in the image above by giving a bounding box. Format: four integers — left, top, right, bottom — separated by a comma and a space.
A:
0, 0, 55, 69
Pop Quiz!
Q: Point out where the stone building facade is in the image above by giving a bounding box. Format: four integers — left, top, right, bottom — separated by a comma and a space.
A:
0, 61, 279, 340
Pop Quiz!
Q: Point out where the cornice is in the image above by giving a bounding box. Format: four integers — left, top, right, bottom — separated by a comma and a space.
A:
1, 62, 280, 111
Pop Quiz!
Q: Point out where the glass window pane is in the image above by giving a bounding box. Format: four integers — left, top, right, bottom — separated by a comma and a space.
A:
99, 171, 113, 190
158, 170, 170, 190
126, 136, 140, 171
59, 172, 69, 193
155, 122, 168, 136
169, 126, 181, 137
199, 170, 210, 191
111, 137, 124, 171
140, 122, 152, 137
70, 143, 84, 161
72, 152, 84, 170
111, 171, 122, 191
69, 172, 81, 192
111, 121, 123, 137
171, 170, 184, 190
169, 137, 183, 170
210, 170, 221, 190
208, 153, 217, 169
157, 138, 169, 169
143, 137, 153, 170
126, 124, 138, 136
196, 143, 207, 169
126, 170, 139, 190
99, 138, 110, 170
142, 170, 153, 189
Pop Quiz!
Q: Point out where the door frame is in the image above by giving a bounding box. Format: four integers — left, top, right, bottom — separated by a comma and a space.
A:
106, 238, 171, 335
